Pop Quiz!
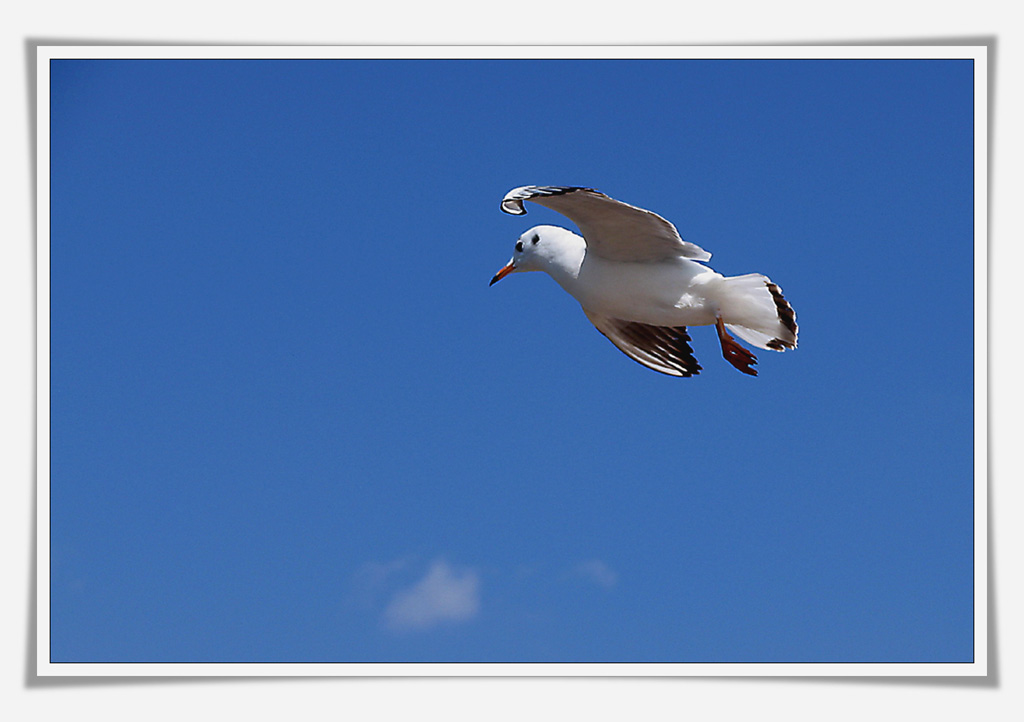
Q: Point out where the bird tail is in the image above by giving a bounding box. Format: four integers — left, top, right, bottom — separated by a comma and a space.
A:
717, 273, 798, 351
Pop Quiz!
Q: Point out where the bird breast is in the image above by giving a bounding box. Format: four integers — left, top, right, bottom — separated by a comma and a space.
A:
565, 254, 722, 327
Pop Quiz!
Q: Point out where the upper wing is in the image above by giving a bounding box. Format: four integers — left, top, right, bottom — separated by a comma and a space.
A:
500, 186, 711, 262
583, 309, 702, 377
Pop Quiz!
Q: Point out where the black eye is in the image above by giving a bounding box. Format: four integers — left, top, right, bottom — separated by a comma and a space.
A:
515, 241, 524, 253
531, 234, 540, 245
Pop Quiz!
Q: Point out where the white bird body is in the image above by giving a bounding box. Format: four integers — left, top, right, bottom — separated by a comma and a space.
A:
521, 225, 721, 328
491, 186, 798, 377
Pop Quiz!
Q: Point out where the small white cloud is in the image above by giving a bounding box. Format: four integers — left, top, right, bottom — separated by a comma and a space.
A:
574, 559, 618, 589
383, 559, 480, 631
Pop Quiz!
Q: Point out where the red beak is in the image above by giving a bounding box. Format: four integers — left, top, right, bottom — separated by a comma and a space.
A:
489, 261, 515, 286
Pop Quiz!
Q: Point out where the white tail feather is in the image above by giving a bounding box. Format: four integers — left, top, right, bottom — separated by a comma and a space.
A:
718, 273, 798, 351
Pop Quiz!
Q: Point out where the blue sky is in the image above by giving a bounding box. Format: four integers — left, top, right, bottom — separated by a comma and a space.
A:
48, 58, 975, 663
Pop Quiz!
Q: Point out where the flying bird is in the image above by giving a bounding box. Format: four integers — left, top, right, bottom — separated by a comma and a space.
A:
490, 186, 797, 377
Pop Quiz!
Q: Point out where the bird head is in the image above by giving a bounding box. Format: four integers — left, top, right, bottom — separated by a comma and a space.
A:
489, 226, 568, 286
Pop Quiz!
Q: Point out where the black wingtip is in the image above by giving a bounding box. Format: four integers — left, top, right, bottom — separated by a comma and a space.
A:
765, 281, 798, 348
500, 186, 601, 216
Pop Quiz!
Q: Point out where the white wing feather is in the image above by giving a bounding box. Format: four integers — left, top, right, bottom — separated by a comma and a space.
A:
500, 186, 711, 263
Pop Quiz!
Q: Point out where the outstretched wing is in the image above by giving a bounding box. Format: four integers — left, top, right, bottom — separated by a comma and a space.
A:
583, 309, 702, 377
500, 186, 711, 263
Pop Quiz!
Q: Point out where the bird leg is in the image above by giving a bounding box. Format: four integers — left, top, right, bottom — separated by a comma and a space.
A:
716, 317, 758, 376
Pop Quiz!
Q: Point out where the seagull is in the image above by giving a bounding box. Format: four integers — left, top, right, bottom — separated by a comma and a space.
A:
489, 186, 797, 377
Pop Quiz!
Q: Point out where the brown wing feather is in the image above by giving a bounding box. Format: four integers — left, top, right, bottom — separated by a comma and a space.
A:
583, 310, 702, 377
